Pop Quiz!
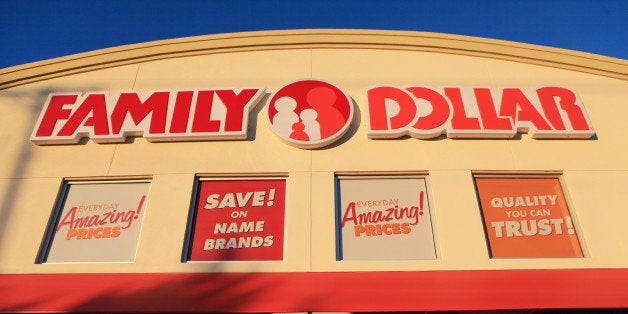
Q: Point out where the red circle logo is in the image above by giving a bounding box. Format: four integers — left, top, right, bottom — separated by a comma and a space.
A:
267, 80, 354, 149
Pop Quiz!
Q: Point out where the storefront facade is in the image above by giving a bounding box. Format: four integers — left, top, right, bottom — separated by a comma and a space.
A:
0, 29, 627, 312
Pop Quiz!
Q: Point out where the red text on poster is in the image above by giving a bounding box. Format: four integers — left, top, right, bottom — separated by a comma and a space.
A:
337, 177, 436, 260
45, 182, 150, 263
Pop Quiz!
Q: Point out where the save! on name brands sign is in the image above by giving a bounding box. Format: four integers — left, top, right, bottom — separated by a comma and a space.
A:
31, 79, 595, 149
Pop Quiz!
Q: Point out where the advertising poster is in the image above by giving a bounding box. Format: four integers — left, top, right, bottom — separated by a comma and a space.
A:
188, 179, 286, 261
337, 177, 437, 260
475, 177, 584, 258
45, 182, 150, 263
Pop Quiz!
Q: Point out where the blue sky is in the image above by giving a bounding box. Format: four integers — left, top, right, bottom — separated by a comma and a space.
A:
1, 0, 626, 69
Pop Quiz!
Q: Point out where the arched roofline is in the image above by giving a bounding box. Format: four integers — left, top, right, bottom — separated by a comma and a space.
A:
1, 29, 626, 90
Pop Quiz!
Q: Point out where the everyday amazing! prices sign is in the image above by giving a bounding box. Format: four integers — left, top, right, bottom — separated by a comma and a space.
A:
45, 182, 149, 263
337, 177, 437, 260
475, 177, 584, 258
188, 179, 286, 261
30, 80, 595, 148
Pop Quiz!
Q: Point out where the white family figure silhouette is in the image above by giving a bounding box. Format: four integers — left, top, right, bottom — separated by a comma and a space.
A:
271, 86, 345, 142
272, 96, 299, 138
300, 109, 321, 140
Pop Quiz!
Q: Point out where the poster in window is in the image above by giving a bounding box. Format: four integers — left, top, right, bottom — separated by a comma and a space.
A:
44, 181, 150, 263
337, 177, 437, 260
188, 179, 286, 261
475, 176, 584, 258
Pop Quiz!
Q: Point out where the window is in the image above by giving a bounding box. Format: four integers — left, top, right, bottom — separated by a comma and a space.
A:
474, 175, 584, 258
185, 177, 286, 261
335, 174, 437, 260
38, 179, 150, 263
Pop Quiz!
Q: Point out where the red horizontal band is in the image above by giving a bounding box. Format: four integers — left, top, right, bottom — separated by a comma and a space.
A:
2, 269, 628, 312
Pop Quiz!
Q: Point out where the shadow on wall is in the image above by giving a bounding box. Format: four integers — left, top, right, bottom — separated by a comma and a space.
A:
0, 88, 53, 267
0, 88, 322, 312
1, 249, 327, 312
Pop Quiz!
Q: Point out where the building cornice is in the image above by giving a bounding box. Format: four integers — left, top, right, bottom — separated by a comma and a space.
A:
1, 29, 626, 90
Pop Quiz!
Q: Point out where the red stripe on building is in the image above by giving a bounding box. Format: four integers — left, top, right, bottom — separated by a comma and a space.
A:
2, 269, 628, 312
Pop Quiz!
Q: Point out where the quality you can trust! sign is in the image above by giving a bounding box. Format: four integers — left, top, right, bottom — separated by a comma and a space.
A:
30, 79, 595, 148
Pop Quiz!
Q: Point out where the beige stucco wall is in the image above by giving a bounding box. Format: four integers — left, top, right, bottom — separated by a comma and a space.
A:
0, 30, 626, 274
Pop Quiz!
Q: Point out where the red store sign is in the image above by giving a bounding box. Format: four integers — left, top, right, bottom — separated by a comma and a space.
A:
31, 80, 595, 148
